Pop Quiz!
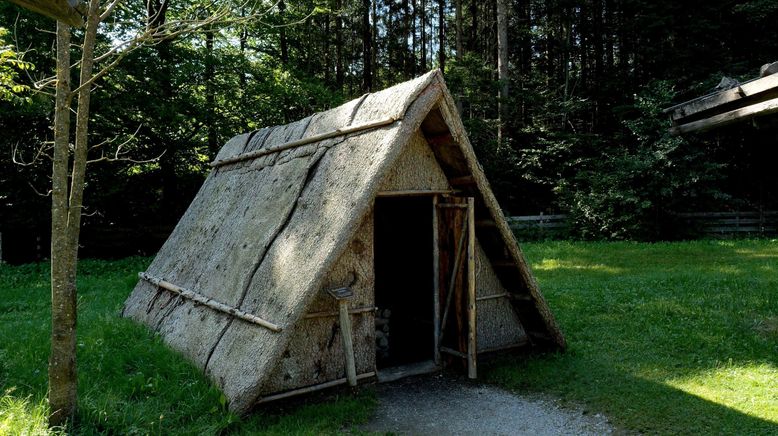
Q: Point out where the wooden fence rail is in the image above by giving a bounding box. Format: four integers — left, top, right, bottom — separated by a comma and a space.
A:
506, 211, 778, 238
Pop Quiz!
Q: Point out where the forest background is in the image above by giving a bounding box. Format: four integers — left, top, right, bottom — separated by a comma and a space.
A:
2, 0, 777, 263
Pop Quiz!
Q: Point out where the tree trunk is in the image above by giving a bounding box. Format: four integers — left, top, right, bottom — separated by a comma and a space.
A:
438, 0, 445, 72
455, 0, 462, 60
496, 0, 508, 143
362, 0, 372, 92
371, 0, 378, 87
279, 0, 288, 64
48, 20, 75, 428
335, 0, 344, 90
205, 29, 217, 157
420, 0, 427, 71
49, 0, 100, 427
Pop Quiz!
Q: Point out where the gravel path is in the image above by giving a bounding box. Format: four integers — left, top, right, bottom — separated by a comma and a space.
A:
361, 374, 614, 435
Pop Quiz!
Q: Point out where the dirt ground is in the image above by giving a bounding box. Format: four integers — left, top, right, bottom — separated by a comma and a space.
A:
361, 374, 614, 435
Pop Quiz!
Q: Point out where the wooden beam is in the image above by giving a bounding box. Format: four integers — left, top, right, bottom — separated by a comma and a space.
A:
466, 197, 477, 379
440, 346, 467, 358
7, 0, 84, 27
255, 372, 375, 404
302, 306, 375, 319
327, 287, 357, 387
437, 203, 468, 209
432, 195, 441, 365
210, 117, 397, 168
438, 216, 468, 348
476, 293, 510, 302
665, 74, 778, 121
670, 96, 778, 135
376, 189, 456, 197
448, 175, 475, 185
138, 272, 281, 332
338, 300, 358, 386
478, 339, 529, 354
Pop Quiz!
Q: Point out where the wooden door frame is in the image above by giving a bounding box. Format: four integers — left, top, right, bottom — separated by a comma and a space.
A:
433, 195, 477, 378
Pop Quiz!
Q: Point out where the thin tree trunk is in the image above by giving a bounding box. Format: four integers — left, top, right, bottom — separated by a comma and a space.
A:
496, 0, 508, 143
336, 0, 344, 90
49, 0, 100, 427
420, 0, 427, 71
469, 0, 477, 52
455, 0, 462, 60
49, 20, 75, 428
205, 29, 217, 156
279, 0, 288, 64
362, 0, 372, 92
324, 11, 331, 84
438, 0, 445, 72
371, 0, 378, 87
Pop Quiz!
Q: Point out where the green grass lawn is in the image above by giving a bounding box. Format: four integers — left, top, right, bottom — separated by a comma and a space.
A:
489, 240, 778, 435
1, 241, 776, 434
0, 257, 375, 435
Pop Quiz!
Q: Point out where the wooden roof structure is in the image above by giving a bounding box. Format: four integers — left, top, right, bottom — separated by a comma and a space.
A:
122, 71, 565, 414
6, 0, 84, 27
665, 65, 778, 135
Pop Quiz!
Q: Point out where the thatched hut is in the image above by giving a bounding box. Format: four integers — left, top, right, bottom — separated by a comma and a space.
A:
123, 70, 565, 414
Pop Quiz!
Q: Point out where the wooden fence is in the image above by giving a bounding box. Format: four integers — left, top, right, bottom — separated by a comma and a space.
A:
506, 213, 568, 239
673, 211, 778, 237
506, 211, 778, 238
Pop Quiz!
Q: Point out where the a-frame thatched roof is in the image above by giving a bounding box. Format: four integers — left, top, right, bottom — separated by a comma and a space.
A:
123, 70, 564, 414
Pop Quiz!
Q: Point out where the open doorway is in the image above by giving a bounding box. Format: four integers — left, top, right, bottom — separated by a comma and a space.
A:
374, 196, 435, 370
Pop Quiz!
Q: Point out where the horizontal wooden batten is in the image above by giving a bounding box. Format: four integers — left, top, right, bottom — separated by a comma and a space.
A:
665, 74, 778, 121
478, 340, 529, 354
303, 306, 376, 319
376, 189, 457, 197
210, 117, 397, 168
138, 272, 282, 332
436, 203, 468, 209
440, 346, 467, 359
476, 292, 510, 302
669, 96, 778, 135
255, 372, 376, 404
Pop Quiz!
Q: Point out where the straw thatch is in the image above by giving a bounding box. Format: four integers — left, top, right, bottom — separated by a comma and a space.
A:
123, 70, 565, 414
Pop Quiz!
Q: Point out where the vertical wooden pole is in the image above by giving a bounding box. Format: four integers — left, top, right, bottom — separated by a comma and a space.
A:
432, 195, 441, 364
339, 300, 358, 386
466, 197, 477, 379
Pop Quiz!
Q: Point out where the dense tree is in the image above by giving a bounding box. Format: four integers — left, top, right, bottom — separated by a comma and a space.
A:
2, 0, 778, 274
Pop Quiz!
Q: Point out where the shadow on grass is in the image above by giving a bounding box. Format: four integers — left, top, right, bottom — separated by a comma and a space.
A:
507, 240, 778, 434
484, 353, 777, 435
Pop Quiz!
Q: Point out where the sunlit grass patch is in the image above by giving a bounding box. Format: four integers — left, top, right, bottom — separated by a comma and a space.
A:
489, 240, 778, 435
665, 362, 778, 423
0, 388, 52, 435
532, 258, 624, 274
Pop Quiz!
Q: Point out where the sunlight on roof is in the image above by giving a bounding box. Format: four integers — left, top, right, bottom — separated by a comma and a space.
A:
532, 258, 624, 274
664, 363, 778, 424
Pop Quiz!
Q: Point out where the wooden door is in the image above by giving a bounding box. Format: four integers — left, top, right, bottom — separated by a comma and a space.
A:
433, 196, 477, 378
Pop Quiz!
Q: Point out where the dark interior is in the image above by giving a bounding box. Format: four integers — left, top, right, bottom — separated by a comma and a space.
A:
374, 196, 435, 369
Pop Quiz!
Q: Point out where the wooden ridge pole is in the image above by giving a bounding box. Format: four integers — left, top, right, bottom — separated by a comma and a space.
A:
138, 272, 282, 332
210, 117, 397, 168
